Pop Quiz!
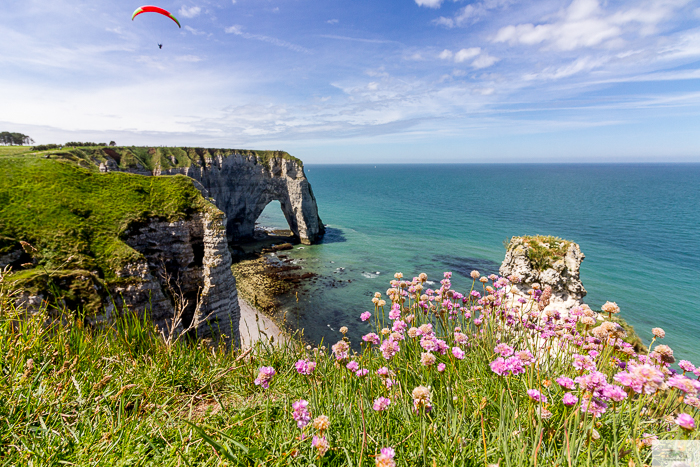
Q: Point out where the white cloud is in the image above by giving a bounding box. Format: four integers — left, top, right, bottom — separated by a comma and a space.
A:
493, 0, 689, 51
225, 25, 311, 53
179, 5, 201, 19
438, 49, 453, 60
327, 19, 339, 24
454, 47, 481, 62
185, 26, 206, 36
472, 53, 499, 69
434, 0, 515, 28
415, 0, 443, 9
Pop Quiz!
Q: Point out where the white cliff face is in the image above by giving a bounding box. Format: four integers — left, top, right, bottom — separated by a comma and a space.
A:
114, 209, 241, 344
499, 237, 586, 312
107, 150, 325, 245
162, 154, 323, 245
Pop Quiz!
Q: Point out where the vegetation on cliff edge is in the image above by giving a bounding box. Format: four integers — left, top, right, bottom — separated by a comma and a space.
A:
0, 154, 210, 312
504, 235, 573, 272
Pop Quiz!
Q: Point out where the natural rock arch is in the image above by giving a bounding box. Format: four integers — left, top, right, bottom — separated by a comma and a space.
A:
156, 150, 324, 244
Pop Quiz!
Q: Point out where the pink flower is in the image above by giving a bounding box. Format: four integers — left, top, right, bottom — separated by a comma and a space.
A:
376, 367, 390, 377
575, 371, 608, 393
494, 343, 514, 357
363, 333, 380, 345
562, 393, 578, 406
392, 320, 407, 333
355, 368, 369, 377
572, 354, 596, 372
556, 376, 576, 390
254, 366, 275, 389
668, 375, 700, 395
312, 435, 330, 456
679, 360, 696, 373
380, 337, 400, 360
389, 304, 401, 320
332, 340, 350, 361
420, 336, 437, 352
602, 384, 627, 402
676, 413, 696, 431
360, 311, 372, 321
376, 447, 396, 467
527, 389, 547, 404
295, 359, 316, 375
452, 347, 465, 360
454, 332, 468, 344
292, 399, 311, 428
373, 397, 391, 411
437, 363, 446, 373
489, 356, 525, 376
346, 361, 360, 372
580, 395, 608, 418
614, 362, 665, 394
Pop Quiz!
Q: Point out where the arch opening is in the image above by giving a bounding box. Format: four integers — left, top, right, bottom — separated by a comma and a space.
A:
254, 200, 295, 240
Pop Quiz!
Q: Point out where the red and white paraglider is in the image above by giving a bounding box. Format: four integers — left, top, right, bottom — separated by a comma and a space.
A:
132, 5, 181, 48
131, 5, 181, 28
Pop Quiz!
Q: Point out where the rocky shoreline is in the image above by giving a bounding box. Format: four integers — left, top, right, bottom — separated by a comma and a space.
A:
230, 230, 319, 341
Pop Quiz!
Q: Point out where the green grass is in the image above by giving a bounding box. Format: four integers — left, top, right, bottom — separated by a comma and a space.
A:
505, 235, 572, 271
0, 146, 34, 157
0, 155, 211, 313
1, 269, 696, 466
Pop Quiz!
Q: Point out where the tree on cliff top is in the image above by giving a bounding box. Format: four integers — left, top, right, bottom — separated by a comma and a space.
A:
0, 132, 34, 146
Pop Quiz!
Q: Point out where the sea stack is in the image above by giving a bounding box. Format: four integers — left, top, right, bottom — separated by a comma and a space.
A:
499, 235, 586, 312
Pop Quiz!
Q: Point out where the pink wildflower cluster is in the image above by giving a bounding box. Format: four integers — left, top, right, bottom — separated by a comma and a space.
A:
295, 359, 316, 375
254, 366, 275, 389
292, 399, 311, 428
373, 396, 391, 411
614, 362, 665, 394
331, 340, 350, 361
489, 355, 527, 376
375, 447, 396, 467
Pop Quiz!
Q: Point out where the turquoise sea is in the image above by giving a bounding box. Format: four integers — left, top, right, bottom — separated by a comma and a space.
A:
256, 164, 700, 363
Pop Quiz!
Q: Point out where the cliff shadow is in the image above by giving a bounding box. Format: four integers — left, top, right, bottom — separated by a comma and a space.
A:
318, 227, 346, 244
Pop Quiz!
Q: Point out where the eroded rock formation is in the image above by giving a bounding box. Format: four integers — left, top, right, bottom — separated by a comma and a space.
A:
11, 209, 240, 345
100, 149, 325, 245
114, 209, 240, 343
500, 236, 586, 311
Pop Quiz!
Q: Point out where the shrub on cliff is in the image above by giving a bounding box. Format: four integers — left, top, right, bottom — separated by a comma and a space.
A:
2, 266, 697, 466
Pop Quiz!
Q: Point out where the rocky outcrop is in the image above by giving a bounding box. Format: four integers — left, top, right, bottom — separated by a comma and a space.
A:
12, 208, 240, 346
98, 148, 325, 245
500, 236, 586, 311
113, 209, 240, 344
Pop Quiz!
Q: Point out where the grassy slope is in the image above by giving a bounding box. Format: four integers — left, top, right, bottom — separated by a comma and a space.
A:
0, 152, 210, 311
1, 272, 696, 466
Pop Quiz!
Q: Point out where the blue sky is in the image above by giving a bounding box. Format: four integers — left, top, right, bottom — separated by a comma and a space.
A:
1, 0, 699, 163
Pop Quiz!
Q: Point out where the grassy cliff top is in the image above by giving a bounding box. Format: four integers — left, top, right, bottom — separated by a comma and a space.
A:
0, 145, 302, 170
0, 153, 210, 284
504, 235, 573, 271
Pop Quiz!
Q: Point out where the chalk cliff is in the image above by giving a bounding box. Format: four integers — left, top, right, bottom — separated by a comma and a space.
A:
114, 209, 240, 343
100, 148, 325, 244
499, 235, 586, 311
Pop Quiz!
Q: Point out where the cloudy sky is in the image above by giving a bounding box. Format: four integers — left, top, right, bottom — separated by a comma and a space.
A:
2, 0, 699, 163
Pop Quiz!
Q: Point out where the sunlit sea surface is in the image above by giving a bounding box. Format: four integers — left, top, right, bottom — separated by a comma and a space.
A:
256, 164, 700, 363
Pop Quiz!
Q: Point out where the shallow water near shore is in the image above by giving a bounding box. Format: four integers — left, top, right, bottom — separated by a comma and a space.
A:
256, 163, 700, 363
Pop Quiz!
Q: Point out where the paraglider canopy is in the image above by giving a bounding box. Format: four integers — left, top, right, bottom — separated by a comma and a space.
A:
131, 5, 181, 28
